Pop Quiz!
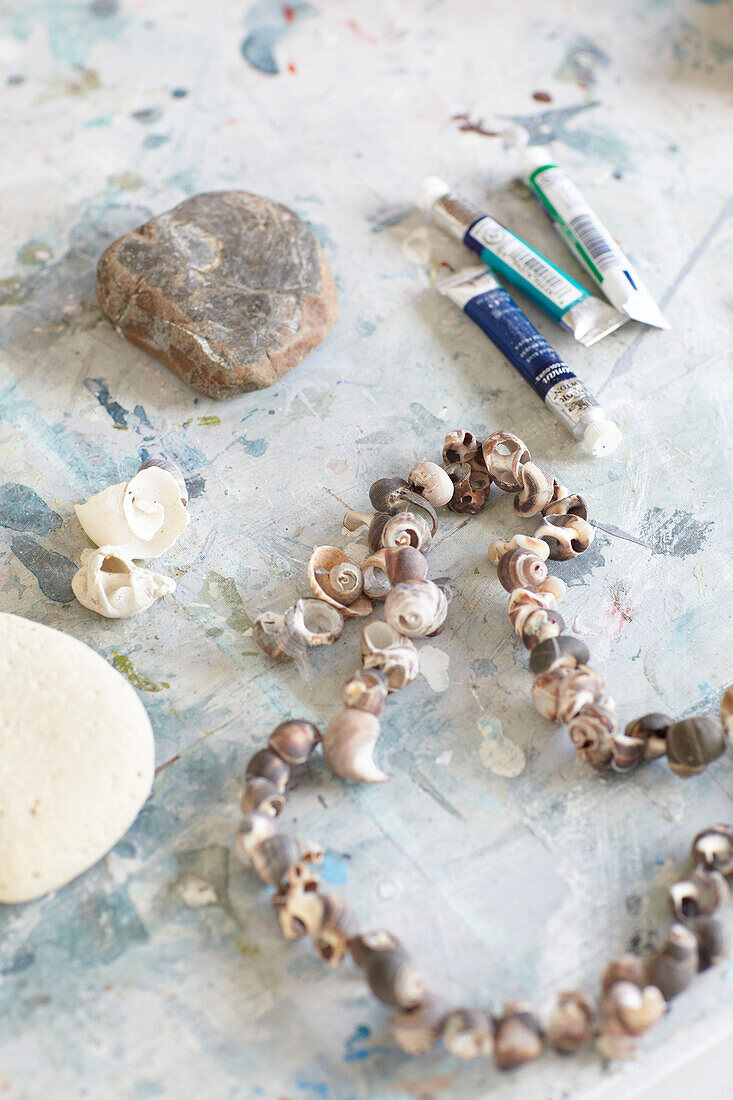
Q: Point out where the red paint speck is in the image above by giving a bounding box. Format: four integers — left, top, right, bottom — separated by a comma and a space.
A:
439, 260, 454, 270
532, 90, 552, 103
345, 18, 378, 43
283, 4, 295, 21
287, 61, 297, 74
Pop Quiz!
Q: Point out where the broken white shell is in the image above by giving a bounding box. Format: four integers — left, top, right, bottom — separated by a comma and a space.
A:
361, 620, 419, 692
253, 598, 344, 660
322, 707, 388, 783
71, 546, 175, 618
75, 466, 190, 559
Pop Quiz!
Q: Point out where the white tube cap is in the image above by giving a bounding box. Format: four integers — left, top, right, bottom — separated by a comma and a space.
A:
518, 147, 554, 179
583, 419, 623, 457
415, 176, 451, 211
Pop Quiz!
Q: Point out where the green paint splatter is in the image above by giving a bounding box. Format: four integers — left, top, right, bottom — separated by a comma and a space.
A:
83, 113, 114, 128
235, 938, 260, 958
108, 171, 143, 191
201, 572, 252, 634
17, 240, 54, 266
112, 652, 169, 692
0, 276, 32, 306
10, 3, 128, 68
197, 415, 221, 427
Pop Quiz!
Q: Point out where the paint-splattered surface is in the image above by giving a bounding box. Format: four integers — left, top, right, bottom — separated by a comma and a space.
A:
1, 1, 732, 1097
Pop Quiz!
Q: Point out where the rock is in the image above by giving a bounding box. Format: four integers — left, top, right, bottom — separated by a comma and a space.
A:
0, 612, 155, 903
96, 191, 338, 399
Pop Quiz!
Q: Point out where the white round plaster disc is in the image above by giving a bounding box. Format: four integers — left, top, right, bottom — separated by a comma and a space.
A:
0, 612, 155, 904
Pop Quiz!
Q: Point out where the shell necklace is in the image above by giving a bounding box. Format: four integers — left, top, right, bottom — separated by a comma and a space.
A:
239, 427, 733, 1066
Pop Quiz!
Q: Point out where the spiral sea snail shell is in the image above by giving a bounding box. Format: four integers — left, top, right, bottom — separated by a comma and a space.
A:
445, 462, 492, 514
380, 511, 432, 553
496, 548, 548, 593
368, 477, 438, 533
308, 546, 372, 617
384, 579, 449, 638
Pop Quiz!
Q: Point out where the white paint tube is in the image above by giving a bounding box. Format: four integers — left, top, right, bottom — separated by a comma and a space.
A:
416, 176, 626, 347
519, 150, 669, 329
437, 266, 622, 456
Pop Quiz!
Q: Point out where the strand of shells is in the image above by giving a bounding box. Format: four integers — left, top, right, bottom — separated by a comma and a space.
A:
242, 430, 732, 1067
474, 427, 728, 779
235, 716, 733, 1065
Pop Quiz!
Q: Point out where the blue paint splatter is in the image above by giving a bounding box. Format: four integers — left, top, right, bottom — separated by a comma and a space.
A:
142, 133, 170, 150
84, 377, 129, 428
321, 852, 348, 885
237, 435, 267, 457
241, 0, 316, 75
11, 536, 77, 603
0, 484, 62, 536
10, 2, 127, 67
1, 949, 35, 975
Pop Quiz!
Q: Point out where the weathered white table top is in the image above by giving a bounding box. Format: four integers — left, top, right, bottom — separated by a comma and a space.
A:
1, 1, 732, 1097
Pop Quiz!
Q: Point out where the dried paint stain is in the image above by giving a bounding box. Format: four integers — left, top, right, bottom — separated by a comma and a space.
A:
477, 716, 526, 777
111, 652, 169, 692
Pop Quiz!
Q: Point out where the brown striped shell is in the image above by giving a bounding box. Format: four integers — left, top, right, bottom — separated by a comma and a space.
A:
534, 515, 595, 561
496, 548, 548, 592
445, 462, 492, 514
543, 492, 589, 521
568, 703, 618, 769
532, 665, 606, 724
513, 462, 554, 517
488, 532, 550, 566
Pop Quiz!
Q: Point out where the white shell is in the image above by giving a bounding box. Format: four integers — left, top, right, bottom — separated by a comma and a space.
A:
71, 546, 175, 618
322, 707, 388, 783
384, 580, 448, 638
408, 461, 454, 508
75, 466, 190, 559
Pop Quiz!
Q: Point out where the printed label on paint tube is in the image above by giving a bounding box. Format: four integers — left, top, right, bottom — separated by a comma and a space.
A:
463, 290, 577, 398
465, 215, 582, 314
526, 164, 669, 329
529, 168, 627, 280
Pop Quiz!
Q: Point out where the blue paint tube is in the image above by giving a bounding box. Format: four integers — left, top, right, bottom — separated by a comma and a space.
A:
417, 176, 627, 347
437, 266, 622, 456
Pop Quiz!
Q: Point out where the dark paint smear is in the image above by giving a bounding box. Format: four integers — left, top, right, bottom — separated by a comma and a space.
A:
131, 106, 162, 124
11, 537, 77, 602
241, 27, 280, 74
90, 0, 119, 15
84, 377, 128, 427
532, 90, 553, 102
640, 507, 713, 558
0, 483, 62, 536
1, 950, 35, 975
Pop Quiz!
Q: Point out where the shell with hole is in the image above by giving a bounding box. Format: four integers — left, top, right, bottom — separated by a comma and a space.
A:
71, 546, 175, 618
308, 546, 372, 616
253, 598, 344, 660
75, 465, 190, 558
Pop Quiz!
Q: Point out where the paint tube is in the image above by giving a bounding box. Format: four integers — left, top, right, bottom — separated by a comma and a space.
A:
519, 150, 668, 329
415, 176, 626, 347
437, 266, 622, 456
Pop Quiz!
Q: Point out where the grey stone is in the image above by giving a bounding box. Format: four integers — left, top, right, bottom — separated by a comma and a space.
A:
96, 191, 338, 399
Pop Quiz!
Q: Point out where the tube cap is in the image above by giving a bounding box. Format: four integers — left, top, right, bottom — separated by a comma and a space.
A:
583, 420, 623, 457
518, 147, 554, 179
415, 176, 451, 212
